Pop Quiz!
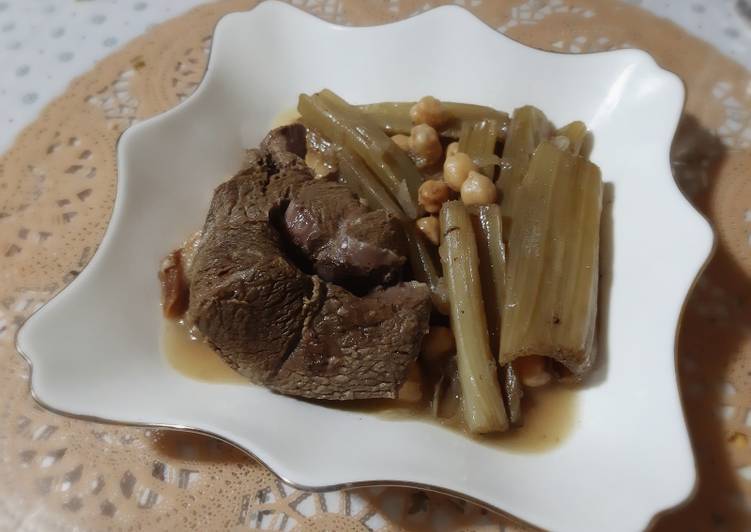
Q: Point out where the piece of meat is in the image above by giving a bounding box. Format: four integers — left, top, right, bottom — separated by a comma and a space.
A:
159, 231, 201, 319
284, 180, 407, 285
186, 136, 431, 400
159, 249, 189, 318
270, 281, 430, 399
190, 220, 314, 383
283, 180, 364, 255
260, 123, 307, 159
319, 210, 407, 282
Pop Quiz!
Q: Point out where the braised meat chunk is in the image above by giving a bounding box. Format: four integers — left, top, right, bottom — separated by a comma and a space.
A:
176, 125, 430, 400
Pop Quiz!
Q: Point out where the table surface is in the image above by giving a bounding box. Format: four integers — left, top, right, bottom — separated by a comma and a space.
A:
1, 1, 751, 531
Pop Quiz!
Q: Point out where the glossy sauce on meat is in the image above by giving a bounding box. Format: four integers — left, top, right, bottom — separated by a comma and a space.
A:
163, 318, 577, 452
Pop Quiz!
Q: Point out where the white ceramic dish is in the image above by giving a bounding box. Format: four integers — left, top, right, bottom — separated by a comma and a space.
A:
17, 2, 713, 530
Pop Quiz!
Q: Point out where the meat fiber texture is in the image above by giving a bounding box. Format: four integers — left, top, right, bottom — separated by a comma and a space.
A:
183, 125, 431, 400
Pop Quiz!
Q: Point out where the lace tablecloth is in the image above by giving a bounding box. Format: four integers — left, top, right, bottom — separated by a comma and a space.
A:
1, 1, 750, 530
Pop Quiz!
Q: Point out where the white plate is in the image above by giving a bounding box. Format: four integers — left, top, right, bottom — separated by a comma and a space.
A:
16, 3, 712, 531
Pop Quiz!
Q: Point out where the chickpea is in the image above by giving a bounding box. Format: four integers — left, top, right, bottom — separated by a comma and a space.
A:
514, 356, 552, 387
416, 216, 440, 245
730, 432, 749, 448
421, 326, 455, 365
418, 179, 450, 213
397, 361, 423, 402
391, 133, 411, 151
443, 152, 477, 191
409, 124, 443, 168
409, 95, 449, 128
460, 170, 497, 206
446, 141, 460, 158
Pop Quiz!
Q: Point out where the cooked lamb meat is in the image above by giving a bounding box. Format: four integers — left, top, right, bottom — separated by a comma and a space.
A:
284, 180, 407, 285
181, 127, 431, 400
260, 123, 307, 159
271, 281, 430, 399
158, 249, 189, 319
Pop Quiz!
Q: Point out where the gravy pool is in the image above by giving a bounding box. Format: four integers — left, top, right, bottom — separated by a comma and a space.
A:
163, 319, 578, 453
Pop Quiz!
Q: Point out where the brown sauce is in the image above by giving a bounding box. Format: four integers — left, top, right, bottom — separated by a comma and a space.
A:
162, 319, 246, 383
327, 387, 577, 453
163, 319, 578, 452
